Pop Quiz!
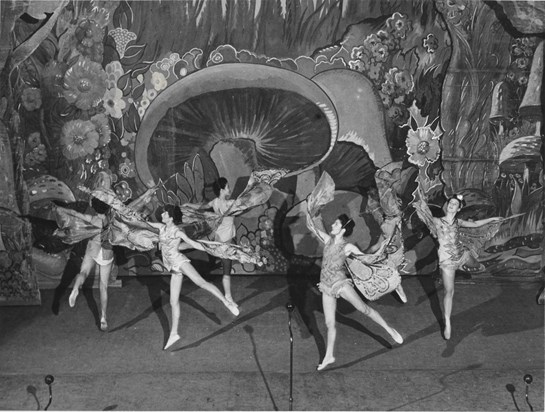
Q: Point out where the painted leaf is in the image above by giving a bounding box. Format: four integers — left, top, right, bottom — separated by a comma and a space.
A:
192, 154, 204, 202
175, 172, 192, 200
130, 62, 152, 78
167, 190, 180, 205
184, 163, 195, 199
124, 104, 140, 133
176, 190, 190, 204
117, 72, 132, 96
109, 116, 124, 142
113, 0, 134, 30
156, 186, 168, 205
132, 81, 145, 100
121, 43, 146, 67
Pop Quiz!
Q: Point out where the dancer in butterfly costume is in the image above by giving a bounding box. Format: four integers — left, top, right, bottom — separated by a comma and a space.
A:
412, 183, 504, 340
306, 172, 404, 371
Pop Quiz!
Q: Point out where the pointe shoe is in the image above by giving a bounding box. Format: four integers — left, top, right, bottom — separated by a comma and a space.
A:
443, 324, 451, 340
395, 285, 407, 304
316, 357, 335, 371
164, 334, 180, 350
390, 328, 404, 344
226, 301, 240, 316
225, 296, 238, 307
68, 288, 79, 308
100, 319, 108, 332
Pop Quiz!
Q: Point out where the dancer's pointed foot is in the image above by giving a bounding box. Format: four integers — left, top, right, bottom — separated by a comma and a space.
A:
395, 285, 407, 303
389, 328, 404, 344
100, 318, 108, 332
225, 300, 239, 316
225, 296, 238, 307
443, 323, 451, 340
164, 334, 180, 350
68, 288, 79, 308
316, 356, 335, 371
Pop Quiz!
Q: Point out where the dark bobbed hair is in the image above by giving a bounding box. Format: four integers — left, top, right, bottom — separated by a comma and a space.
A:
338, 213, 355, 237
212, 177, 228, 197
156, 204, 183, 225
91, 197, 110, 215
444, 194, 466, 213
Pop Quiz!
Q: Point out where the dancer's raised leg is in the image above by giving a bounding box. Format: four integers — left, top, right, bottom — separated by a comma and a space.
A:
341, 287, 403, 344
180, 261, 239, 316
69, 253, 94, 307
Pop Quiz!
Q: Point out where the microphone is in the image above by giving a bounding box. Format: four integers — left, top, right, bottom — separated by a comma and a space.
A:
44, 375, 54, 411
523, 374, 533, 412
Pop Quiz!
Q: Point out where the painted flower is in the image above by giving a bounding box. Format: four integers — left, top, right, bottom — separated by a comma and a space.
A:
406, 126, 441, 166
363, 33, 382, 53
21, 87, 42, 111
423, 33, 439, 53
143, 88, 157, 101
120, 131, 136, 147
386, 12, 412, 39
351, 45, 366, 60
105, 61, 124, 89
348, 60, 366, 72
381, 81, 396, 96
388, 104, 409, 125
61, 119, 100, 160
517, 76, 528, 86
368, 64, 382, 81
90, 113, 111, 146
27, 132, 41, 149
63, 58, 107, 110
379, 91, 392, 107
371, 43, 389, 62
114, 180, 132, 202
394, 70, 414, 93
41, 60, 68, 98
515, 57, 529, 69
150, 72, 167, 91
32, 144, 47, 162
108, 27, 137, 58
209, 51, 224, 64
75, 19, 104, 62
118, 158, 136, 178
102, 87, 126, 118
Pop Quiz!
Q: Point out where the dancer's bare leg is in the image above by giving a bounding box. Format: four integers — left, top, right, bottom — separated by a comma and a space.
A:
441, 267, 455, 340
98, 262, 113, 331
179, 261, 239, 316
69, 253, 94, 307
222, 258, 235, 304
341, 286, 403, 344
317, 293, 337, 371
164, 273, 183, 350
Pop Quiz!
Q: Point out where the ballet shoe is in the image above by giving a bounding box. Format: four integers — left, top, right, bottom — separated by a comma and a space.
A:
100, 319, 108, 332
443, 324, 451, 340
226, 301, 240, 316
395, 286, 407, 304
68, 288, 79, 308
316, 357, 335, 371
225, 296, 238, 307
164, 334, 180, 350
390, 328, 404, 344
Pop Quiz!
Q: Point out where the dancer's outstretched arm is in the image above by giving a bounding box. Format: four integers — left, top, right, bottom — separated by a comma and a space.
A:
305, 209, 329, 244
459, 216, 502, 228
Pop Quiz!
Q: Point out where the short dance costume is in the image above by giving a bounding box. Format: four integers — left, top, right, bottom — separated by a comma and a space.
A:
318, 238, 353, 298
210, 197, 236, 242
86, 214, 114, 266
436, 218, 470, 270
159, 224, 191, 274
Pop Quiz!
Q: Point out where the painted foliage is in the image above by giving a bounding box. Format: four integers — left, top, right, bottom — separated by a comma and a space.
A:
0, 0, 542, 304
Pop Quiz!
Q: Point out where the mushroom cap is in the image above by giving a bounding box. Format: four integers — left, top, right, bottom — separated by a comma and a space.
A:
27, 175, 76, 218
489, 81, 516, 123
499, 135, 541, 172
519, 40, 543, 121
135, 64, 338, 186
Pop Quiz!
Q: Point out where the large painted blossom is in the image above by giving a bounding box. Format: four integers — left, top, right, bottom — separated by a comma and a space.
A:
63, 58, 107, 110
41, 60, 68, 98
61, 119, 100, 160
406, 126, 441, 166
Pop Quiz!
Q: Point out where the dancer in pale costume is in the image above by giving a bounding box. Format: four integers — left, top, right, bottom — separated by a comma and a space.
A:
187, 177, 238, 304
306, 172, 403, 371
412, 184, 503, 339
146, 204, 240, 350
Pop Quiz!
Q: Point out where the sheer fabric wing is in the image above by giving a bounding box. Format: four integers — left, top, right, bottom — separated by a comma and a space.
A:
53, 206, 101, 244
458, 220, 503, 258
346, 258, 401, 301
197, 240, 265, 266
412, 187, 438, 238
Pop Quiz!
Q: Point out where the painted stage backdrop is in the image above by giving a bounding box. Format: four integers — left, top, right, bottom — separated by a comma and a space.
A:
0, 0, 543, 305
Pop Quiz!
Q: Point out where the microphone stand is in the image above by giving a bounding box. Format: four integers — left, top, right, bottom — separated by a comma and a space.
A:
286, 302, 294, 411
523, 374, 533, 411
44, 375, 54, 411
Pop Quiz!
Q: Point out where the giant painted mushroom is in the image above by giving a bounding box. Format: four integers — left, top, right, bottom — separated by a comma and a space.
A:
519, 40, 543, 134
135, 63, 338, 190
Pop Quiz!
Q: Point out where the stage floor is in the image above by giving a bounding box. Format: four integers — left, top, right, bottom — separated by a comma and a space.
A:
0, 274, 543, 411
